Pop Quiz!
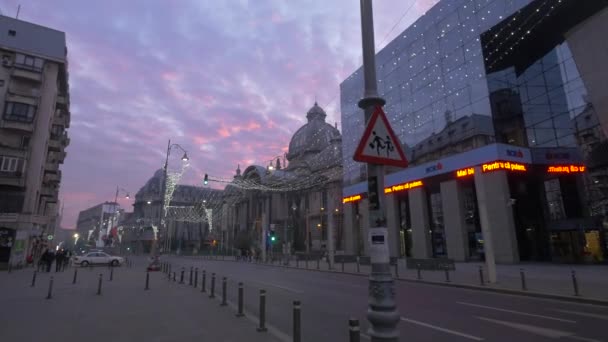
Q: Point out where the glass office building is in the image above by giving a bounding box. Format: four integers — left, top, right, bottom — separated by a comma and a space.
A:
340, 0, 608, 263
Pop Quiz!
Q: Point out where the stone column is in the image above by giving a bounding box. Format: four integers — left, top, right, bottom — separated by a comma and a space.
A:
440, 180, 469, 261
409, 187, 432, 258
385, 194, 400, 258
474, 168, 519, 268
343, 204, 356, 255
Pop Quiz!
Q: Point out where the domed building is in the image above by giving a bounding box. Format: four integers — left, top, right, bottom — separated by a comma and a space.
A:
220, 103, 344, 258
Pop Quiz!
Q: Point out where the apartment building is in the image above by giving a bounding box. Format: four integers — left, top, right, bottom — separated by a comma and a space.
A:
0, 15, 70, 267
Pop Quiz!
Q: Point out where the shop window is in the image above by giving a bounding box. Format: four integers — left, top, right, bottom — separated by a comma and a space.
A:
544, 178, 566, 220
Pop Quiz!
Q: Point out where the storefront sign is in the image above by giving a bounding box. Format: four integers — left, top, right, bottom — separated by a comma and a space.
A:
456, 167, 475, 178
547, 165, 586, 173
384, 180, 423, 194
342, 194, 363, 204
482, 161, 527, 173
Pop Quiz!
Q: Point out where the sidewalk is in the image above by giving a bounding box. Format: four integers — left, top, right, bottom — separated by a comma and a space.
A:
191, 255, 608, 302
0, 261, 281, 342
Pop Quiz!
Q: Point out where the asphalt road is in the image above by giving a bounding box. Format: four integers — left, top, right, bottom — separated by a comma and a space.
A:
168, 257, 607, 342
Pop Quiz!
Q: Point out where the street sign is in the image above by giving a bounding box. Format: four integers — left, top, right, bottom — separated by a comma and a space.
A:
353, 106, 408, 168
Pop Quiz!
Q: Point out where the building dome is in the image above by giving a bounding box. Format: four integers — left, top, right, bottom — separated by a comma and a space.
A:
287, 103, 340, 162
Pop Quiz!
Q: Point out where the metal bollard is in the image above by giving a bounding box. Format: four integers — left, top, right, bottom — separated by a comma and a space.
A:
316, 258, 320, 270
349, 318, 360, 342
305, 258, 308, 269
236, 282, 244, 317
46, 276, 54, 299
220, 277, 227, 306
356, 257, 360, 273
194, 268, 198, 288
97, 274, 103, 295
110, 267, 114, 282
180, 268, 185, 284
479, 266, 485, 286
31, 270, 37, 287
168, 264, 171, 276
145, 271, 150, 290
444, 266, 450, 283
201, 270, 206, 293
520, 269, 527, 291
571, 270, 580, 296
257, 289, 267, 332
342, 259, 345, 272
293, 300, 301, 342
189, 267, 193, 286
416, 263, 422, 280
173, 272, 176, 282
209, 273, 216, 298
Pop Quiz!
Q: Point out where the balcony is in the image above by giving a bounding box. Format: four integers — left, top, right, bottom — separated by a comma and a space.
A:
56, 94, 69, 109
0, 118, 34, 132
0, 172, 25, 187
11, 68, 42, 83
45, 160, 58, 172
0, 145, 27, 159
40, 185, 57, 197
53, 111, 70, 128
56, 151, 66, 164
61, 133, 70, 147
48, 136, 61, 150
43, 171, 61, 184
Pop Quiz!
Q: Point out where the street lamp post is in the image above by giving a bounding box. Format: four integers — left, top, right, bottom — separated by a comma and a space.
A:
358, 1, 399, 341
159, 139, 189, 256
112, 186, 129, 249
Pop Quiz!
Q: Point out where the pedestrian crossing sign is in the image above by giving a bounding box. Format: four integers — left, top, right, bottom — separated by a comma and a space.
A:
353, 106, 408, 168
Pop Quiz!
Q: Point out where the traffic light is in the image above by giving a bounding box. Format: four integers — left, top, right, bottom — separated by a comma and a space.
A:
269, 230, 276, 243
203, 174, 208, 185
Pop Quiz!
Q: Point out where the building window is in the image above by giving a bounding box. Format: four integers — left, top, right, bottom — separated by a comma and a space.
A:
3, 102, 36, 122
21, 136, 30, 149
0, 156, 25, 173
14, 53, 44, 72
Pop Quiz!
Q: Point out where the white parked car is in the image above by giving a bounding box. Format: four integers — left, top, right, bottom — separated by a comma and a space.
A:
73, 252, 124, 267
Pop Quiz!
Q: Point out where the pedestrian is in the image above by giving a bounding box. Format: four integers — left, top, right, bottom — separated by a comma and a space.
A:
46, 250, 55, 273
63, 250, 71, 269
39, 249, 49, 272
55, 250, 64, 272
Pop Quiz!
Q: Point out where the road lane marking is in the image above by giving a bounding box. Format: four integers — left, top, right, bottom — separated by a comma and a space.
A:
250, 280, 303, 294
554, 309, 608, 321
476, 316, 572, 338
400, 317, 484, 341
457, 302, 576, 323
568, 336, 603, 342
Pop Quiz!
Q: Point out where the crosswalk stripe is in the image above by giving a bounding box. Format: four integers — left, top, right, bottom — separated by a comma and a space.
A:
401, 317, 484, 341
457, 302, 576, 323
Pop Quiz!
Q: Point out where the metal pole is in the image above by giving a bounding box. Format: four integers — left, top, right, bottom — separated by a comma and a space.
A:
349, 318, 361, 342
201, 270, 206, 293
444, 266, 450, 283
359, 2, 399, 339
342, 258, 345, 272
479, 266, 485, 286
416, 263, 422, 280
305, 258, 308, 269
173, 272, 176, 282
571, 270, 580, 296
46, 276, 54, 299
31, 270, 37, 287
180, 267, 185, 284
145, 271, 150, 290
194, 268, 198, 288
293, 300, 301, 342
520, 268, 527, 291
357, 257, 360, 273
394, 260, 399, 278
317, 257, 320, 270
257, 289, 267, 332
189, 267, 193, 286
236, 282, 244, 317
221, 277, 227, 306
209, 273, 216, 298
97, 274, 103, 295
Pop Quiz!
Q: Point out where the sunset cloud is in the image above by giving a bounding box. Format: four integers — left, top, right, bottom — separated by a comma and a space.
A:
2, 0, 435, 228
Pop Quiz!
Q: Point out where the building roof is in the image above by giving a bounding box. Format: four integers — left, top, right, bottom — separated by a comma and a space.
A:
287, 102, 341, 162
0, 15, 66, 61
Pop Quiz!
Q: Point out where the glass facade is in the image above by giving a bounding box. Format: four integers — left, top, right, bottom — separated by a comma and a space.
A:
341, 0, 534, 186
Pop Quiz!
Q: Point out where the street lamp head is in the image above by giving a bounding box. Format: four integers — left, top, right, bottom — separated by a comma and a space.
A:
73, 233, 79, 238
125, 193, 130, 199
147, 200, 152, 205
267, 164, 274, 171
291, 204, 297, 211
181, 152, 189, 162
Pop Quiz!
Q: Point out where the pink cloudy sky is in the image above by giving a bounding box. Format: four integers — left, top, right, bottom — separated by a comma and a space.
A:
3, 0, 437, 229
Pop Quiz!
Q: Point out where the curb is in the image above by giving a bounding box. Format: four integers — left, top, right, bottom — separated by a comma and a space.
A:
192, 257, 608, 307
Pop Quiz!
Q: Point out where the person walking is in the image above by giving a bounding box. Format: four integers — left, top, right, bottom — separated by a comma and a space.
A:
39, 249, 49, 272
55, 249, 64, 272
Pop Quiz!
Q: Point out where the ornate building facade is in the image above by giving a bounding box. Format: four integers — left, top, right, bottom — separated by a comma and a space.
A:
220, 103, 344, 257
